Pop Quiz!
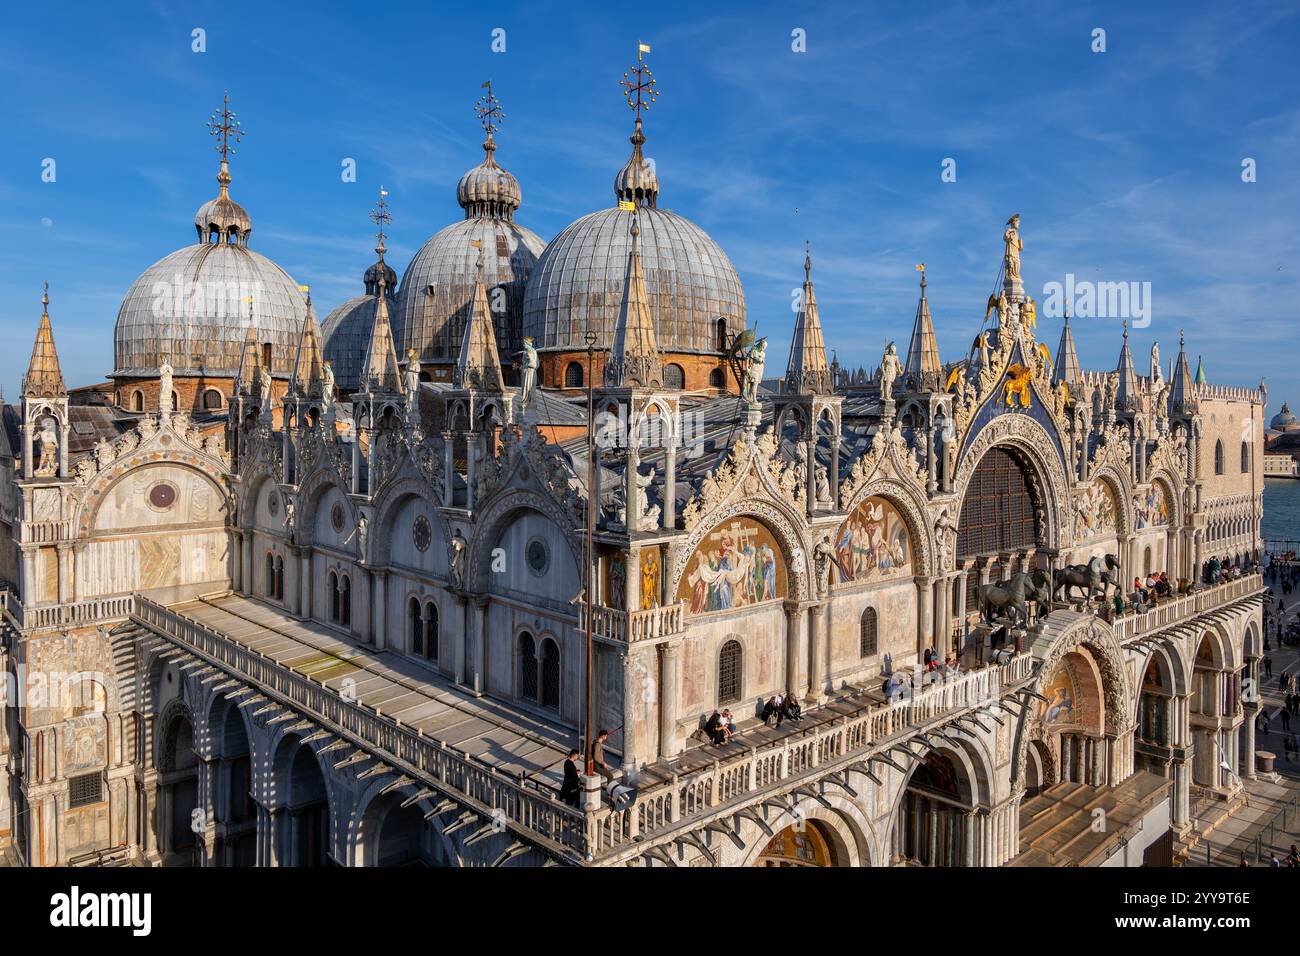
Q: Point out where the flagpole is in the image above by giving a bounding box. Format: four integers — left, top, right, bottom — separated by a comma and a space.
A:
584, 330, 597, 777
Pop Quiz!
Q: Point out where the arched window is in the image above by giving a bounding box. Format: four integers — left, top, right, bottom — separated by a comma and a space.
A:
262, 343, 273, 370
859, 608, 879, 658
709, 367, 724, 389
519, 631, 538, 701
716, 318, 729, 352
1214, 440, 1225, 475
664, 363, 685, 390
131, 390, 144, 412
266, 552, 276, 597
339, 575, 351, 626
957, 448, 1038, 559
203, 388, 223, 410
564, 362, 583, 388
171, 391, 180, 411
1241, 441, 1250, 473
327, 571, 337, 620
408, 597, 423, 656
718, 639, 743, 705
540, 638, 561, 710
274, 555, 284, 600
423, 601, 438, 660
1143, 547, 1152, 577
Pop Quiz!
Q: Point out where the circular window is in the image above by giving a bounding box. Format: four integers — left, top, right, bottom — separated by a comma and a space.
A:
267, 491, 279, 517
148, 481, 177, 511
413, 515, 432, 553
526, 537, 550, 577
331, 502, 345, 533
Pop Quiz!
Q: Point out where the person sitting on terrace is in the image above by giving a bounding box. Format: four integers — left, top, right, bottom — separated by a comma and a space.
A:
558, 748, 582, 807
883, 673, 905, 702
720, 709, 737, 741
761, 696, 781, 728
1113, 591, 1126, 618
705, 710, 727, 745
781, 692, 803, 723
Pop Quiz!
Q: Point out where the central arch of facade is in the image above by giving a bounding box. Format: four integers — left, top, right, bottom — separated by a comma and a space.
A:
1013, 612, 1134, 792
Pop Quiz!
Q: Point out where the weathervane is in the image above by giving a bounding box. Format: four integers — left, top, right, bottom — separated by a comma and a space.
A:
475, 80, 505, 139
621, 43, 659, 118
208, 91, 244, 163
370, 186, 392, 262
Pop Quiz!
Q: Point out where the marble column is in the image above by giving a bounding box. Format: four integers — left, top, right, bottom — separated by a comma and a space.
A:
663, 437, 676, 530
441, 432, 455, 507
475, 595, 490, 697
808, 603, 827, 702
785, 602, 803, 696
658, 640, 683, 760
298, 547, 313, 620
455, 595, 469, 686
371, 570, 387, 650
915, 576, 933, 661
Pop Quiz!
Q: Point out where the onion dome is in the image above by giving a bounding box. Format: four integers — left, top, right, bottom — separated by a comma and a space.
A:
113, 95, 307, 380
456, 137, 522, 220
394, 85, 543, 366
194, 161, 252, 245
614, 118, 659, 207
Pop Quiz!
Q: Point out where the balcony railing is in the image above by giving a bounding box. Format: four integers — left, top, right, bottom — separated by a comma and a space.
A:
1111, 574, 1263, 646
131, 596, 587, 860
589, 654, 1030, 858
582, 601, 687, 643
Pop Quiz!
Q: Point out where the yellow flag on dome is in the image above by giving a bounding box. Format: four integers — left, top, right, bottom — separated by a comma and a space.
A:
638, 43, 651, 53
618, 200, 636, 211
298, 284, 310, 293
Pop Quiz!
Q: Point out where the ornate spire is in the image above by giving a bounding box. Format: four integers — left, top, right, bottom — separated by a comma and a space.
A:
903, 263, 941, 389
1169, 328, 1197, 416
615, 46, 660, 207
784, 242, 831, 394
23, 283, 66, 398
605, 215, 664, 388
1114, 319, 1139, 414
291, 294, 326, 398
235, 317, 260, 393
361, 264, 403, 394
363, 186, 397, 294
1194, 355, 1208, 385
1052, 302, 1081, 386
453, 243, 506, 391
196, 92, 251, 245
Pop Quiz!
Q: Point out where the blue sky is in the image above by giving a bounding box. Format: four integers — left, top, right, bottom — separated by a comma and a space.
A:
2, 0, 1298, 406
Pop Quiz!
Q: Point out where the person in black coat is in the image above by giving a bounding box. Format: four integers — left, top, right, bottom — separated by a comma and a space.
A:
781, 692, 803, 722
558, 749, 582, 807
705, 710, 727, 745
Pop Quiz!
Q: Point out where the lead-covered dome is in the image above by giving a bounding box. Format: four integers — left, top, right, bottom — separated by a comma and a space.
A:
113, 157, 307, 379
523, 119, 745, 355
323, 262, 398, 392
395, 130, 544, 365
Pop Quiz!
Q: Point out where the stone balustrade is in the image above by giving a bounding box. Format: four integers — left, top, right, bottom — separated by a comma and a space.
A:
19, 594, 136, 632
131, 596, 588, 860
582, 601, 687, 643
588, 656, 1026, 858
1111, 574, 1263, 646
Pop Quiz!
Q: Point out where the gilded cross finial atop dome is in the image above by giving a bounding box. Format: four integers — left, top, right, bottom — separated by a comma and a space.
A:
208, 91, 244, 192
616, 44, 661, 208
475, 80, 505, 158
197, 92, 252, 244
370, 186, 392, 266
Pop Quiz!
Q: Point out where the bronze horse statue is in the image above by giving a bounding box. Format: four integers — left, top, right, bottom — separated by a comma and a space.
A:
1052, 553, 1120, 605
976, 569, 1053, 628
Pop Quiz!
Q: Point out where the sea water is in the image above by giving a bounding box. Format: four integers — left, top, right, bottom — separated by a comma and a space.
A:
1264, 477, 1300, 546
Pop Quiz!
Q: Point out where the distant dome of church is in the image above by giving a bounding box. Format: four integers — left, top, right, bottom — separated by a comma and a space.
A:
522, 117, 746, 356
322, 260, 397, 393
1272, 402, 1300, 432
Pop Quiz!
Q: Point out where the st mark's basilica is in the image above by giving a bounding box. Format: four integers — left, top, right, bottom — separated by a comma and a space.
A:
0, 61, 1267, 868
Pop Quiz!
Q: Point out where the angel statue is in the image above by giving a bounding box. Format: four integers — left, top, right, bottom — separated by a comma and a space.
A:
879, 342, 904, 400
631, 465, 661, 530
741, 337, 768, 404
322, 360, 336, 409
405, 349, 422, 400
159, 363, 174, 414
517, 337, 539, 408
